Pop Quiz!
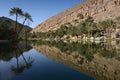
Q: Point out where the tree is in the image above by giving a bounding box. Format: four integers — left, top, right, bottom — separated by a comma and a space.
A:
87, 22, 96, 37
18, 12, 33, 34
115, 16, 120, 29
10, 7, 33, 41
98, 19, 115, 38
0, 22, 16, 40
73, 19, 79, 25
85, 16, 94, 23
9, 7, 23, 31
76, 21, 87, 37
23, 13, 33, 41
77, 13, 84, 19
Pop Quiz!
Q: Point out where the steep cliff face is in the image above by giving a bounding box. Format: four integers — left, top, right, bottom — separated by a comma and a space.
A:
32, 0, 120, 32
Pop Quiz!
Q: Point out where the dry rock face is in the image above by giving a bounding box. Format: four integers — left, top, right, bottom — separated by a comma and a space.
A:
32, 0, 120, 32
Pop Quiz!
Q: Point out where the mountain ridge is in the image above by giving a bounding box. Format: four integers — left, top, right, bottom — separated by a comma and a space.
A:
32, 0, 120, 33
0, 16, 32, 33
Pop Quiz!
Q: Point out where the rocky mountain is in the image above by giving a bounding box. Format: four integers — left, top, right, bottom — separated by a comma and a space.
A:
32, 0, 120, 33
0, 16, 32, 33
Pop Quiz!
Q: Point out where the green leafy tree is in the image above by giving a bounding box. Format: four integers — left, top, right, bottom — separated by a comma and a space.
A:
98, 19, 115, 38
115, 16, 120, 29
77, 13, 84, 19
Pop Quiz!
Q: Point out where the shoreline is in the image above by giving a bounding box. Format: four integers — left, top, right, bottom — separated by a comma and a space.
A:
0, 40, 9, 43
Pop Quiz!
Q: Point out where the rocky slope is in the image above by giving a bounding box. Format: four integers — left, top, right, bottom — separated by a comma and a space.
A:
32, 0, 120, 33
0, 16, 32, 33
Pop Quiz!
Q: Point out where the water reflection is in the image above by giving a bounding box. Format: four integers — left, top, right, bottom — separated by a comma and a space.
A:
0, 42, 33, 74
0, 41, 95, 80
0, 40, 120, 80
32, 40, 120, 80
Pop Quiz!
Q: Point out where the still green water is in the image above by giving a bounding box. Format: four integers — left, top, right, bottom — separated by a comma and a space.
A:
0, 40, 120, 80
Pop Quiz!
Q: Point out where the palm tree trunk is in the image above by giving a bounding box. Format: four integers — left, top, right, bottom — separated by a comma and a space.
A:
18, 18, 27, 34
25, 30, 28, 42
15, 51, 19, 71
15, 14, 18, 31
22, 54, 28, 65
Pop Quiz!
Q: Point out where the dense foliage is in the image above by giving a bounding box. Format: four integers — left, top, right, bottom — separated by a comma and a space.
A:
30, 16, 119, 39
32, 40, 118, 62
0, 22, 18, 41
0, 7, 33, 42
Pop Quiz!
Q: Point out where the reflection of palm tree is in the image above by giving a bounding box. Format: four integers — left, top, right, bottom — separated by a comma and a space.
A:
11, 55, 33, 74
11, 43, 34, 74
21, 54, 34, 69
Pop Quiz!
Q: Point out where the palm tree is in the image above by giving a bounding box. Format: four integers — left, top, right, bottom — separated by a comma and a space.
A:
87, 22, 96, 38
18, 12, 33, 41
98, 19, 115, 38
115, 16, 120, 29
18, 12, 33, 34
9, 7, 23, 31
77, 13, 84, 19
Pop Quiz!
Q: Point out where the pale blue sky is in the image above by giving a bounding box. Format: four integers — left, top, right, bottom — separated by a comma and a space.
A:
0, 0, 84, 28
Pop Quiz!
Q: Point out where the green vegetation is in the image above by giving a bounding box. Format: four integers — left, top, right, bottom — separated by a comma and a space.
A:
32, 40, 118, 62
30, 15, 119, 40
0, 7, 33, 42
0, 21, 18, 41
9, 7, 23, 31
9, 7, 33, 41
77, 13, 84, 19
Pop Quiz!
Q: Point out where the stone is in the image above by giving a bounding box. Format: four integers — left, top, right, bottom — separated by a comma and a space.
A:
31, 0, 120, 33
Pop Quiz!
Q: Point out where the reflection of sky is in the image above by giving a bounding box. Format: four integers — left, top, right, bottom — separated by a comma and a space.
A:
0, 48, 94, 80
0, 49, 35, 80
0, 48, 45, 80
0, 71, 1, 80
0, 0, 85, 28
0, 60, 15, 80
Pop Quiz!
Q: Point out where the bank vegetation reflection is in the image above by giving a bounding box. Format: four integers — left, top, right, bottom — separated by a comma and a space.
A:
0, 42, 34, 74
32, 40, 120, 80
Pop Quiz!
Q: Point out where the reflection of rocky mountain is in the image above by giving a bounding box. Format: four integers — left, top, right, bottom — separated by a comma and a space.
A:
32, 0, 120, 33
32, 40, 120, 80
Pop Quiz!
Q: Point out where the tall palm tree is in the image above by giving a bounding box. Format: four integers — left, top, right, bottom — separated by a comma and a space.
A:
115, 16, 120, 29
98, 19, 115, 38
87, 22, 96, 38
9, 7, 23, 31
24, 13, 33, 41
18, 12, 33, 34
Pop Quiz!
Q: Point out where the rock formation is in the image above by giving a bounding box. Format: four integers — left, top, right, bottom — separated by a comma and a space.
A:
32, 0, 120, 33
